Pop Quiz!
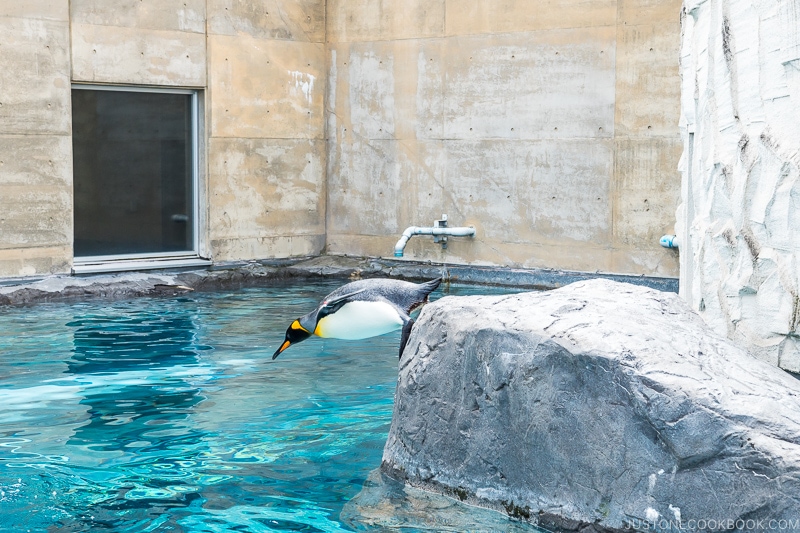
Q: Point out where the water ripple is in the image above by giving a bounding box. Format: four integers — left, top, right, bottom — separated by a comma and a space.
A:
0, 283, 526, 532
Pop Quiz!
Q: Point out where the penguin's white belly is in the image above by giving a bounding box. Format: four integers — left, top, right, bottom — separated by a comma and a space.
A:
314, 300, 403, 340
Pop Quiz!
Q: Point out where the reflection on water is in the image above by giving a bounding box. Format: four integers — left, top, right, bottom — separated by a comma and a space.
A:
67, 310, 207, 447
64, 308, 209, 528
0, 282, 539, 532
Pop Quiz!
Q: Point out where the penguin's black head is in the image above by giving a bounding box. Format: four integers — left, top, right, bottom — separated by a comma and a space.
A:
272, 319, 312, 359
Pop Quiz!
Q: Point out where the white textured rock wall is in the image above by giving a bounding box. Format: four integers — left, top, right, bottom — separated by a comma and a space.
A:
678, 0, 800, 372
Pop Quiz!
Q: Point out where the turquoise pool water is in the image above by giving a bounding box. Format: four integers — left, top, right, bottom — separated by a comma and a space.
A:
0, 280, 530, 532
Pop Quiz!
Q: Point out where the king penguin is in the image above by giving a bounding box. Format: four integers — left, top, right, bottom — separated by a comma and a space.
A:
272, 277, 441, 360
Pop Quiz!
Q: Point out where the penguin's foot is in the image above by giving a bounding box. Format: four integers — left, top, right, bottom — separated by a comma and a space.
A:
399, 318, 415, 359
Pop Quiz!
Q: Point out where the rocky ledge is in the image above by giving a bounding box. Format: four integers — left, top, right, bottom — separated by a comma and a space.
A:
379, 279, 800, 531
0, 255, 677, 306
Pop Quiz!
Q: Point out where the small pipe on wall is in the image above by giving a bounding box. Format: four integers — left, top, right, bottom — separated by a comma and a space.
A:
394, 215, 476, 257
660, 235, 680, 249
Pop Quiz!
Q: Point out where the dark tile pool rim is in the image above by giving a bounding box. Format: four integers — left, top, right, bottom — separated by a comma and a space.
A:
0, 254, 679, 306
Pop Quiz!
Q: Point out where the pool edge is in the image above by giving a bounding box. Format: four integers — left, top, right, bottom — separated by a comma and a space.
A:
0, 254, 678, 306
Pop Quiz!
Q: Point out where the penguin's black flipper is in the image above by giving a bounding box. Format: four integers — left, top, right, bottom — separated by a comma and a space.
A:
318, 289, 368, 318
322, 288, 367, 308
399, 318, 415, 359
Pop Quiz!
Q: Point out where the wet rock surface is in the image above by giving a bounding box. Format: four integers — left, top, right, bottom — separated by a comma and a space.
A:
342, 469, 540, 532
0, 255, 677, 306
0, 257, 366, 305
381, 279, 800, 531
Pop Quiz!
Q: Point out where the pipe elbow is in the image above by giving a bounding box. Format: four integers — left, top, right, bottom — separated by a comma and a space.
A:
394, 227, 418, 256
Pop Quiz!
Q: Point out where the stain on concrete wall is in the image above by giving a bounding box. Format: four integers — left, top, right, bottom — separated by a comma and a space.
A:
0, 2, 73, 277
678, 0, 800, 372
326, 0, 683, 276
207, 0, 327, 260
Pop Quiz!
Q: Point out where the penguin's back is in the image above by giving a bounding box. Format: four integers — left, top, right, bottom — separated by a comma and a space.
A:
322, 278, 440, 314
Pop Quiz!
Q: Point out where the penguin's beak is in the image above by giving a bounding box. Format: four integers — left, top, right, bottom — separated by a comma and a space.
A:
272, 320, 311, 360
272, 339, 292, 359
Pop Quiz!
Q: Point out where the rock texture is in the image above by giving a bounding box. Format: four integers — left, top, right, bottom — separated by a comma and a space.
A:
677, 0, 800, 372
341, 469, 540, 532
381, 279, 800, 531
0, 255, 677, 306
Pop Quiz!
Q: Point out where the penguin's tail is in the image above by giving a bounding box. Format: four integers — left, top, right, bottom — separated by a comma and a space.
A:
418, 277, 442, 297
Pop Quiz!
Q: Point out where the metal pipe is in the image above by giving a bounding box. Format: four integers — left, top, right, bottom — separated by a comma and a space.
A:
394, 226, 475, 257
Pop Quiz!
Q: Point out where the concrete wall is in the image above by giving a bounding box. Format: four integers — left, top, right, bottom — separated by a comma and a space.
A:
0, 0, 683, 279
678, 0, 800, 372
69, 0, 328, 262
0, 2, 73, 277
0, 0, 326, 278
206, 0, 327, 259
325, 0, 683, 276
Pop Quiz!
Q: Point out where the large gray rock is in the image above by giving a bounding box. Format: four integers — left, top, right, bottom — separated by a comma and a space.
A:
381, 279, 800, 531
